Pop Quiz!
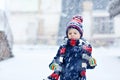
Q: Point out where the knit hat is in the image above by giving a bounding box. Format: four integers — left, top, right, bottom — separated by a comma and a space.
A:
66, 15, 83, 37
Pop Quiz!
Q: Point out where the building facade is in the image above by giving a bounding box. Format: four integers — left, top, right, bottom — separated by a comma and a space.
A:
5, 0, 61, 45
1, 0, 120, 46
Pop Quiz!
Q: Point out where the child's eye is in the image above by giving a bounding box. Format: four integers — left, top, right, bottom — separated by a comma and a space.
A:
68, 33, 72, 35
74, 32, 77, 34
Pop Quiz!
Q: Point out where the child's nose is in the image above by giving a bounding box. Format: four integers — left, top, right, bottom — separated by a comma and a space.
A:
71, 34, 75, 38
71, 33, 75, 36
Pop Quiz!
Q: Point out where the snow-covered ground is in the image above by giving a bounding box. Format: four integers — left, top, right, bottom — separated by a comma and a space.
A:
0, 44, 120, 80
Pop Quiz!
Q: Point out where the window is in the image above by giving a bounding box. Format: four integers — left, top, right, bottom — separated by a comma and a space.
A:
93, 16, 114, 34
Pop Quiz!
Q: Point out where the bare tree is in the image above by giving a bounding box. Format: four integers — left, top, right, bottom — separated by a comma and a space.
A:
0, 10, 14, 61
108, 0, 120, 18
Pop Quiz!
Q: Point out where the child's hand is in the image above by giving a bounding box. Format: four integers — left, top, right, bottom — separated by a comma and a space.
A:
82, 54, 97, 67
49, 62, 62, 71
89, 57, 97, 67
49, 63, 59, 70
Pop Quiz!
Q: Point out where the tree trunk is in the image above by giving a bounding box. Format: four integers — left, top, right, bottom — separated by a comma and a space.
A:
0, 31, 13, 61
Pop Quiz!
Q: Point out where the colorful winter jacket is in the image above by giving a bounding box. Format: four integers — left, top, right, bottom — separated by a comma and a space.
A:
49, 38, 96, 80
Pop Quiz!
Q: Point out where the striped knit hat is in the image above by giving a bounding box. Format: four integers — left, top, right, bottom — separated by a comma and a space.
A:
66, 15, 83, 38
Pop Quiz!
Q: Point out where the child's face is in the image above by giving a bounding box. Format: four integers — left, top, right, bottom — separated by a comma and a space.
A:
67, 28, 81, 40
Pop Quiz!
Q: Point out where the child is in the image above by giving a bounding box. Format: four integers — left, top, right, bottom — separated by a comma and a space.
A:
47, 15, 97, 80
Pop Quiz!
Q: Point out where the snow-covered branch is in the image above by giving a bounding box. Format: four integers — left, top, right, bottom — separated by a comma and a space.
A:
107, 0, 120, 18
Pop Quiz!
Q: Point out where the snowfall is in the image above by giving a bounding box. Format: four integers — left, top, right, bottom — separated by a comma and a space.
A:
0, 44, 120, 80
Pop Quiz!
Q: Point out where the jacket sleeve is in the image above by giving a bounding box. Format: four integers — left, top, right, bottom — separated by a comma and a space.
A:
49, 45, 66, 68
82, 43, 97, 69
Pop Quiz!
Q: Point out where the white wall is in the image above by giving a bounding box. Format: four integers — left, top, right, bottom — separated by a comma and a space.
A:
114, 15, 120, 37
6, 0, 39, 12
8, 14, 39, 43
4, 0, 61, 44
0, 0, 5, 10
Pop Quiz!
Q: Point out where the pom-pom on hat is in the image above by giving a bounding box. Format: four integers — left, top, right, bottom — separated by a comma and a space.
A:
66, 15, 83, 38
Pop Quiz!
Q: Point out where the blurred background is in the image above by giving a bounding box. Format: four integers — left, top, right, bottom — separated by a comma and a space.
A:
0, 0, 120, 47
0, 0, 120, 80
